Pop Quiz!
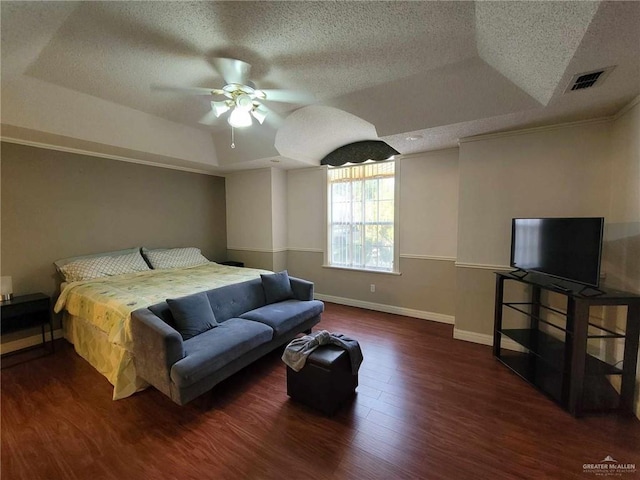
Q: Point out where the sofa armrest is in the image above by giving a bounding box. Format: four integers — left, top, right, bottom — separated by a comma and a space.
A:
290, 277, 314, 301
131, 308, 185, 398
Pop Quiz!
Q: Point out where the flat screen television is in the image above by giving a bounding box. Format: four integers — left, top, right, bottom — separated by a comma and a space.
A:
510, 217, 604, 287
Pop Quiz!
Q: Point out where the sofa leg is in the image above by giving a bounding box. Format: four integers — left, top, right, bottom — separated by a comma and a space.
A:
304, 328, 312, 334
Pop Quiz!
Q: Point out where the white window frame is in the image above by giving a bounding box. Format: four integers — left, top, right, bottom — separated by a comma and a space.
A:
323, 159, 401, 274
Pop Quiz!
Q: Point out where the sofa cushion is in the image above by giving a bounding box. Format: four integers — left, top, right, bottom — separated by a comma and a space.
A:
206, 279, 266, 322
261, 270, 294, 304
170, 318, 273, 388
240, 299, 324, 336
167, 292, 218, 340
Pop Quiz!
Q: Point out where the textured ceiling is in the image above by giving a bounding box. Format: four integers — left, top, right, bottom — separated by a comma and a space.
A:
275, 106, 379, 163
476, 1, 599, 106
1, 1, 639, 172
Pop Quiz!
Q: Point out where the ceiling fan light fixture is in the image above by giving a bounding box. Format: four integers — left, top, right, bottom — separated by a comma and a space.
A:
228, 108, 252, 128
251, 105, 268, 124
211, 100, 230, 117
235, 93, 254, 111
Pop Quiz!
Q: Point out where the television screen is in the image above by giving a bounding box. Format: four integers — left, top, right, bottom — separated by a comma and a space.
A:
510, 217, 604, 287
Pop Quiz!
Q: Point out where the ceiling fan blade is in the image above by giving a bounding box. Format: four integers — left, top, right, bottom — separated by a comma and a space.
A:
211, 57, 252, 85
257, 89, 315, 104
151, 83, 222, 96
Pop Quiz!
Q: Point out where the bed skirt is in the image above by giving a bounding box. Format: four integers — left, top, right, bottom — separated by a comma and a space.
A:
63, 312, 148, 399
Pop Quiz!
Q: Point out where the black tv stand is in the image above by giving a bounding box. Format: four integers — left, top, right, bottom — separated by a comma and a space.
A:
549, 282, 572, 292
578, 285, 605, 297
509, 268, 529, 279
494, 271, 640, 417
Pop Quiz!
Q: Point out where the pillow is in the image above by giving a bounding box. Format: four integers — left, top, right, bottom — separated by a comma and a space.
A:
58, 251, 150, 283
142, 247, 210, 270
54, 248, 141, 273
167, 292, 218, 340
260, 270, 294, 304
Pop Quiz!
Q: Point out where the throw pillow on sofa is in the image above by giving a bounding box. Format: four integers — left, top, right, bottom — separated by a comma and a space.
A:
261, 270, 294, 304
167, 292, 218, 340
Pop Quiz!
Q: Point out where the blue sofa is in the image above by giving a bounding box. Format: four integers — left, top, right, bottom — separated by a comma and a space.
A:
131, 276, 324, 405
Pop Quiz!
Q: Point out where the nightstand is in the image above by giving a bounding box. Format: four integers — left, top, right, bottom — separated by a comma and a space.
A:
1, 293, 54, 357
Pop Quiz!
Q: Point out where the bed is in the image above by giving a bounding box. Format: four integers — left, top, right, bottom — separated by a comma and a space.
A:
54, 259, 269, 400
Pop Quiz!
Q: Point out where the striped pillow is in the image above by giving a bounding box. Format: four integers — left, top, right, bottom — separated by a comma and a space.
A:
60, 251, 150, 282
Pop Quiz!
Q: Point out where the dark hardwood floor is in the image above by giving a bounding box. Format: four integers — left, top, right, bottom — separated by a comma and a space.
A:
2, 303, 639, 479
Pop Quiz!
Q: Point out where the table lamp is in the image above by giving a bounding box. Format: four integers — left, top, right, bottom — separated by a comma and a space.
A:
1, 276, 13, 302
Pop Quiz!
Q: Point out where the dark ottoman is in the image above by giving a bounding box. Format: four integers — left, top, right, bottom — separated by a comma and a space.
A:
286, 344, 359, 415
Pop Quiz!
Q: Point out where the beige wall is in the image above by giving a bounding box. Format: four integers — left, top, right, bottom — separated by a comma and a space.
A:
400, 149, 459, 259
287, 167, 325, 252
451, 110, 640, 417
0, 142, 227, 300
287, 251, 456, 320
607, 99, 640, 417
224, 249, 287, 272
606, 100, 640, 294
226, 168, 273, 252
227, 149, 458, 316
271, 168, 288, 252
225, 250, 276, 271
285, 150, 459, 319
455, 120, 613, 336
225, 167, 288, 270
285, 149, 460, 260
457, 121, 612, 268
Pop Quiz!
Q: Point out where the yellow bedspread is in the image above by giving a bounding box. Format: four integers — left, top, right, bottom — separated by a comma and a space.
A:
55, 262, 269, 350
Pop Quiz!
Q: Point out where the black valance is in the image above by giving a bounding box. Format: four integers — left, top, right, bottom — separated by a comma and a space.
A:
320, 140, 399, 167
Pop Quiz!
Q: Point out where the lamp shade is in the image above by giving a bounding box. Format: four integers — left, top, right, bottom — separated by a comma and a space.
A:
1, 276, 13, 301
235, 93, 253, 111
228, 108, 252, 128
211, 100, 231, 117
251, 105, 268, 124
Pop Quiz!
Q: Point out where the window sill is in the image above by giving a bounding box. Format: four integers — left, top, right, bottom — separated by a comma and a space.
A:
321, 265, 402, 276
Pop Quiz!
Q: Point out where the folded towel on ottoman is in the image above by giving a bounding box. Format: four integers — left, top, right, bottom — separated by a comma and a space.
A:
282, 330, 363, 374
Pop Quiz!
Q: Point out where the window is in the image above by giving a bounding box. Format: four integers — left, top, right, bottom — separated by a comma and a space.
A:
326, 160, 399, 272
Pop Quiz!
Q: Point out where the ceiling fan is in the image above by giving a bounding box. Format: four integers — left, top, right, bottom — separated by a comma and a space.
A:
154, 57, 314, 130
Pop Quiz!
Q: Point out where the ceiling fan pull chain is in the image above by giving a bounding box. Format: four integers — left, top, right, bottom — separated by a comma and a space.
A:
231, 126, 235, 149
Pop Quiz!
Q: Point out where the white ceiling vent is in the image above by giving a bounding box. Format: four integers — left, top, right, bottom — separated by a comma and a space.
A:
565, 66, 615, 93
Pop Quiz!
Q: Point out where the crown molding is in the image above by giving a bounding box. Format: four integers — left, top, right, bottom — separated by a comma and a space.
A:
458, 116, 613, 145
393, 146, 460, 161
614, 95, 640, 120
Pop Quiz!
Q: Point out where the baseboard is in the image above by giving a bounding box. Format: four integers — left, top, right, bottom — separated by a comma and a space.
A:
314, 293, 455, 324
0, 329, 64, 355
453, 327, 525, 352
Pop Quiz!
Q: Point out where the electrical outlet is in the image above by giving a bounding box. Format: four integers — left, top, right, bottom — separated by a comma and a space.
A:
370, 284, 375, 293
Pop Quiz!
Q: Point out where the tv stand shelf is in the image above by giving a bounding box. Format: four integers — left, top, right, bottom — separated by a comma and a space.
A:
493, 272, 640, 417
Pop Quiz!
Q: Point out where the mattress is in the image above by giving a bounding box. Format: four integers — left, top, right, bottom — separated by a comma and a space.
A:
54, 262, 270, 399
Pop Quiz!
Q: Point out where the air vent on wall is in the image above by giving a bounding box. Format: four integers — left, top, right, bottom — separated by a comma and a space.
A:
564, 66, 615, 93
